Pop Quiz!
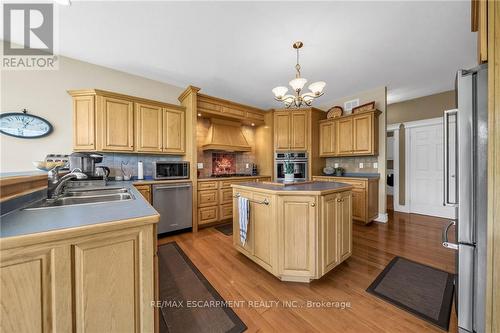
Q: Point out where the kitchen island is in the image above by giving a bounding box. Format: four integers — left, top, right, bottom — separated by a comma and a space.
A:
231, 181, 353, 282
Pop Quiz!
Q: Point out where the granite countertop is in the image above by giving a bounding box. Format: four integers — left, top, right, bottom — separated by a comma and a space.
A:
231, 181, 353, 195
314, 173, 380, 179
198, 175, 271, 181
0, 181, 159, 240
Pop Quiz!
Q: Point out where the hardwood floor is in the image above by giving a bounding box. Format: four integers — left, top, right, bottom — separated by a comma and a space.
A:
159, 211, 457, 332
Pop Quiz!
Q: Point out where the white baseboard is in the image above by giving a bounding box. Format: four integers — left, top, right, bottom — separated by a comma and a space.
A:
374, 213, 388, 223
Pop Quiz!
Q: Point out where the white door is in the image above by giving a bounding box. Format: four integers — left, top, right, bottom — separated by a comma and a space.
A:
408, 122, 456, 219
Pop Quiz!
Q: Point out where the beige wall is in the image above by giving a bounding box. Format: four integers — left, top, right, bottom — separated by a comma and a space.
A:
387, 90, 455, 124
321, 86, 388, 219
1, 56, 184, 172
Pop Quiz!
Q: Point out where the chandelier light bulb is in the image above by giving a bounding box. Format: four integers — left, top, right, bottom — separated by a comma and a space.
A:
289, 78, 308, 92
272, 86, 289, 99
308, 81, 326, 96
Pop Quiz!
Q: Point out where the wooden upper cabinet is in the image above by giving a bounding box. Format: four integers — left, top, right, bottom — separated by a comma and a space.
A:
100, 96, 134, 151
163, 108, 185, 154
337, 117, 353, 155
68, 89, 186, 155
73, 95, 95, 150
319, 121, 336, 156
135, 102, 163, 153
291, 111, 307, 150
274, 112, 291, 150
320, 110, 380, 157
353, 113, 373, 155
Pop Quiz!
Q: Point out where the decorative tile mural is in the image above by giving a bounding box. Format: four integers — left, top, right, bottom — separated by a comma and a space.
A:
212, 153, 236, 175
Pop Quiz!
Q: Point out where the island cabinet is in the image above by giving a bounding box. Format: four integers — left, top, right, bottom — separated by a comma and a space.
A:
232, 182, 353, 282
319, 109, 380, 157
69, 89, 186, 154
313, 176, 379, 224
197, 177, 271, 227
0, 221, 157, 333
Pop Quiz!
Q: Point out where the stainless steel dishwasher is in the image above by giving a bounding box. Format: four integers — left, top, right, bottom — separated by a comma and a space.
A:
152, 182, 192, 234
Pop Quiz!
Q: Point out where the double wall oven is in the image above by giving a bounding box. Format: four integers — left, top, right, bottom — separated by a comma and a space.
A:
275, 152, 308, 181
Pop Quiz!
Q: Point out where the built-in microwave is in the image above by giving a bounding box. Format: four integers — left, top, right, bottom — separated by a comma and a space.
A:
154, 161, 190, 180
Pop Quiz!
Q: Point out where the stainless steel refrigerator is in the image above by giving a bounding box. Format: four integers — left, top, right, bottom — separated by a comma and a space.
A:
442, 64, 488, 333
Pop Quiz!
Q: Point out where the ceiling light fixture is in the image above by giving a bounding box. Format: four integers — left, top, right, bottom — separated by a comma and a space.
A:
272, 41, 326, 108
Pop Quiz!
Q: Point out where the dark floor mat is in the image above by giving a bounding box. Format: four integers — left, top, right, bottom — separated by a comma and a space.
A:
215, 223, 233, 236
158, 242, 246, 333
367, 256, 454, 331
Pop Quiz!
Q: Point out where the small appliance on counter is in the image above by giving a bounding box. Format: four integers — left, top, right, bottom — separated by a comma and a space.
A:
153, 161, 189, 180
68, 152, 110, 180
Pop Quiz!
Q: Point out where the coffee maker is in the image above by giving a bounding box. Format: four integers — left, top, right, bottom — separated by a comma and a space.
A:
69, 152, 110, 180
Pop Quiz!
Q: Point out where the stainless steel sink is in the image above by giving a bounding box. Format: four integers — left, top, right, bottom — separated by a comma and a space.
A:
23, 187, 134, 210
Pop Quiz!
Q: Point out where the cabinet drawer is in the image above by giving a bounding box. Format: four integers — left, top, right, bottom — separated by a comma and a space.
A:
220, 204, 233, 220
198, 190, 218, 207
198, 206, 218, 225
256, 177, 271, 182
220, 188, 233, 204
338, 179, 366, 189
198, 181, 218, 190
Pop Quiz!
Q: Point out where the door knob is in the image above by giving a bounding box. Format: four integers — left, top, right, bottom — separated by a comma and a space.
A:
311, 203, 316, 207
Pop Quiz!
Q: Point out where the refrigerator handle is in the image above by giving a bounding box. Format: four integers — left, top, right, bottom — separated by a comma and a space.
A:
443, 109, 458, 206
442, 220, 458, 250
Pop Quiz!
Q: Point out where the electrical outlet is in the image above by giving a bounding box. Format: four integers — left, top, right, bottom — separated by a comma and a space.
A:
359, 162, 364, 169
334, 163, 339, 168
373, 162, 378, 168
245, 163, 249, 168
197, 163, 204, 169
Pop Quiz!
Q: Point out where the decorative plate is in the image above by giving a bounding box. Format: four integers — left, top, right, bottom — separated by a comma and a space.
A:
327, 106, 343, 118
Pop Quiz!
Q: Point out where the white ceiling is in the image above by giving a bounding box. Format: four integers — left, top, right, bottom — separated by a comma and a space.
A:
58, 1, 477, 108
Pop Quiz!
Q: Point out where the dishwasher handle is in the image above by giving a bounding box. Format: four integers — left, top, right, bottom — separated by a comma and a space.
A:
153, 184, 192, 191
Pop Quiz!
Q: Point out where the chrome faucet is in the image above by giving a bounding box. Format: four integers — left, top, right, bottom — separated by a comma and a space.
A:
47, 166, 88, 199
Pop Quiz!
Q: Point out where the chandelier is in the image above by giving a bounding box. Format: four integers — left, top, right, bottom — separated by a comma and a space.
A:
272, 41, 326, 108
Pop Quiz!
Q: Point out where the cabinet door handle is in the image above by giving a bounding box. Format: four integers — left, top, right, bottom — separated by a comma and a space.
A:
311, 203, 316, 207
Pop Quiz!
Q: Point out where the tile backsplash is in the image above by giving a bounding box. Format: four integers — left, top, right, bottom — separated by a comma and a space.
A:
325, 156, 379, 173
99, 153, 182, 178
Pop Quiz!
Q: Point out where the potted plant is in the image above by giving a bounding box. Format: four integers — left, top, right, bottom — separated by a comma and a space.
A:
334, 167, 345, 177
284, 153, 295, 182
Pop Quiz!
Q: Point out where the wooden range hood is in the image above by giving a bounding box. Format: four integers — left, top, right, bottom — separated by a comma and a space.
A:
202, 118, 251, 152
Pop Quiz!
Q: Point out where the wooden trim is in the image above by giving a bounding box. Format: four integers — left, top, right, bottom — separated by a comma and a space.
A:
472, 0, 479, 32
0, 214, 159, 250
178, 86, 199, 232
68, 89, 185, 111
319, 109, 381, 123
479, 0, 488, 63
0, 174, 47, 202
197, 93, 265, 114
486, 0, 500, 331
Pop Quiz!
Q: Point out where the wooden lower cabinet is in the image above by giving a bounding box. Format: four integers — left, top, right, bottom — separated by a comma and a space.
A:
0, 224, 156, 333
313, 176, 379, 224
134, 184, 152, 203
197, 177, 271, 228
232, 186, 352, 282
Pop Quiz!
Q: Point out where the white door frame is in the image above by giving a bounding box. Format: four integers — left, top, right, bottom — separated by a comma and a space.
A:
387, 123, 409, 213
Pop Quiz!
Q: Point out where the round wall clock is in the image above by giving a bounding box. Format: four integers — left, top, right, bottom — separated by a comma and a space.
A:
0, 109, 53, 139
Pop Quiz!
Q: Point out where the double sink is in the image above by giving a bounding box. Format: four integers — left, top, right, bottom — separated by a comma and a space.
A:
24, 187, 134, 210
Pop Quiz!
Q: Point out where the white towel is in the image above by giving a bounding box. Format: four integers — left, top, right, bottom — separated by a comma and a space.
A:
238, 196, 250, 245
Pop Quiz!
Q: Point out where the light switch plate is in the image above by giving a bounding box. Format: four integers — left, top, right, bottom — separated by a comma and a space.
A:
373, 162, 378, 168
334, 163, 339, 168
359, 162, 364, 169
197, 163, 204, 169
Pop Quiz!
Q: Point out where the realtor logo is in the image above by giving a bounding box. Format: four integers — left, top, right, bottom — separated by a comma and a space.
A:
2, 3, 58, 70
3, 3, 53, 55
